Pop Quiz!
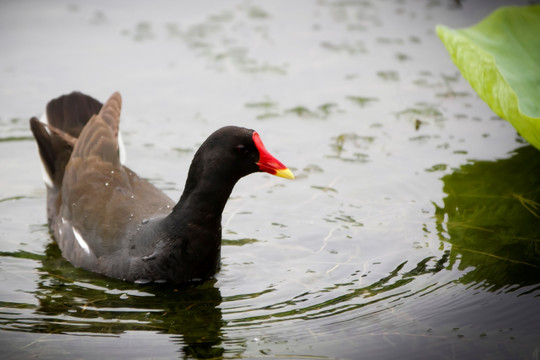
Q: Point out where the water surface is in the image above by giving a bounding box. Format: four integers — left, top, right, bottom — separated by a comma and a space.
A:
1, 0, 538, 359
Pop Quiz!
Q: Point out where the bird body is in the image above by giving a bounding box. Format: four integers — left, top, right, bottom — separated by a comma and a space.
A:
30, 92, 293, 284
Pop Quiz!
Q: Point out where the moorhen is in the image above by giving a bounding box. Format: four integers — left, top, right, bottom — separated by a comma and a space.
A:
29, 91, 294, 284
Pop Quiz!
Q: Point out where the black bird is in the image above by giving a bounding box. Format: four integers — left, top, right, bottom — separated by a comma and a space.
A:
29, 92, 293, 284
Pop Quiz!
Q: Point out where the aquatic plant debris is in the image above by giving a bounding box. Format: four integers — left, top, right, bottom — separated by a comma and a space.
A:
436, 5, 540, 150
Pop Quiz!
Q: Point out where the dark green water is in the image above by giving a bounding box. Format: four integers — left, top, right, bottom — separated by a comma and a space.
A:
1, 0, 538, 359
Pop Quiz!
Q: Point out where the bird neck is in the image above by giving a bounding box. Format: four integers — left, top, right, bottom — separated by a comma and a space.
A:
164, 158, 239, 240
175, 178, 236, 228
155, 167, 237, 281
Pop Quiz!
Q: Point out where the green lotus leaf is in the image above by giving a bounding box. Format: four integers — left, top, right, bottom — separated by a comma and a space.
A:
436, 5, 540, 150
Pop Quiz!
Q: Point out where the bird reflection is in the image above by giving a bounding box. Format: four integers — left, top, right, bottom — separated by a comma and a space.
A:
33, 242, 224, 359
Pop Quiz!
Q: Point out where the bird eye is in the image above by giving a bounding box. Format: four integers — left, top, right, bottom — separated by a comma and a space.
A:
235, 144, 247, 153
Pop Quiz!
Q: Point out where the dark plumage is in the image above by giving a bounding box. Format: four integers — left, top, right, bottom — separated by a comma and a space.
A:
30, 92, 293, 284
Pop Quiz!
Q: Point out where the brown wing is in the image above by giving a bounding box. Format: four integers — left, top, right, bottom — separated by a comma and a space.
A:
59, 93, 174, 260
70, 92, 122, 165
98, 91, 121, 142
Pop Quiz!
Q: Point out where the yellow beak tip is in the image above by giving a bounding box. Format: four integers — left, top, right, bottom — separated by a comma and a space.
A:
274, 168, 295, 180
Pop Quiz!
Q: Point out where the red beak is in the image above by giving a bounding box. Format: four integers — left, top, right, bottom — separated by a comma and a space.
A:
252, 132, 294, 180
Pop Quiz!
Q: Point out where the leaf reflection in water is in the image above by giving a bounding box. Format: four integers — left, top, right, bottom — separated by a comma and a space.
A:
435, 145, 540, 291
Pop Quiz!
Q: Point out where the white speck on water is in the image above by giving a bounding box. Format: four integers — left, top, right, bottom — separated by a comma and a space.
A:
134, 278, 151, 284
119, 293, 129, 300
105, 182, 109, 186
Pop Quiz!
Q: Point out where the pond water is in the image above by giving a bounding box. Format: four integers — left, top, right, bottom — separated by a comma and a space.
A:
1, 0, 539, 359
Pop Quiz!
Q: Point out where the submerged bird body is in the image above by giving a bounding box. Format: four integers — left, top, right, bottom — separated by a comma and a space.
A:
30, 92, 293, 284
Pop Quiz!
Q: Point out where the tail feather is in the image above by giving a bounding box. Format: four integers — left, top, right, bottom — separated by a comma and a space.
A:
29, 118, 57, 187
46, 91, 103, 138
30, 92, 104, 188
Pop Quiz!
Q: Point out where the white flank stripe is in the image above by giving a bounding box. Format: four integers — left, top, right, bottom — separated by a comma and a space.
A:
39, 112, 49, 128
39, 158, 54, 188
118, 131, 126, 164
37, 112, 54, 187
72, 227, 91, 255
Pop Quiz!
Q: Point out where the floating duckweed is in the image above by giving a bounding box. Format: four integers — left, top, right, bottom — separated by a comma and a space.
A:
222, 238, 259, 246
426, 164, 448, 172
245, 101, 277, 109
346, 96, 378, 107
311, 185, 338, 193
377, 70, 400, 81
